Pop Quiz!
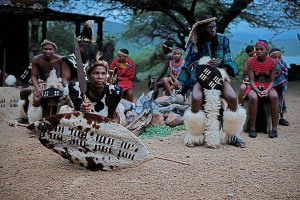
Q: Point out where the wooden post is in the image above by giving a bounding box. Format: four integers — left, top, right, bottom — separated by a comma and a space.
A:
2, 47, 6, 86
31, 18, 40, 57
96, 20, 103, 46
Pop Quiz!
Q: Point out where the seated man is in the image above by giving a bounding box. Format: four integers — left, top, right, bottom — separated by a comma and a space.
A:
68, 59, 125, 124
27, 40, 63, 124
150, 40, 174, 99
177, 15, 246, 148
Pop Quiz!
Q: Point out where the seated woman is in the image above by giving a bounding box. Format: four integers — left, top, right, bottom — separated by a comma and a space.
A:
162, 47, 185, 98
244, 40, 279, 138
109, 48, 135, 102
238, 45, 256, 105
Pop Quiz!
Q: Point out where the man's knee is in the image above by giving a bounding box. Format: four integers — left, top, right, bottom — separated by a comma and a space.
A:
226, 93, 237, 105
20, 88, 31, 100
32, 96, 42, 107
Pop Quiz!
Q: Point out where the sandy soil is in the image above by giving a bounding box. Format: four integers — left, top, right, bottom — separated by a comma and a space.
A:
0, 81, 299, 200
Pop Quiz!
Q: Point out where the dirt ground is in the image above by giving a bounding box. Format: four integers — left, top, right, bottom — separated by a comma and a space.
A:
0, 81, 299, 200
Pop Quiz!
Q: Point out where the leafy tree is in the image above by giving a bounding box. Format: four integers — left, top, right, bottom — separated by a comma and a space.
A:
48, 0, 300, 48
46, 21, 75, 56
46, 0, 299, 80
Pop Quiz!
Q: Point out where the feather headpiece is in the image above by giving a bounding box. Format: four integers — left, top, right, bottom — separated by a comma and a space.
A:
77, 20, 96, 43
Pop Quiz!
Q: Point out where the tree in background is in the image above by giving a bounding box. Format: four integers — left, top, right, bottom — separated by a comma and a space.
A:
47, 0, 299, 80
46, 21, 75, 56
49, 0, 299, 49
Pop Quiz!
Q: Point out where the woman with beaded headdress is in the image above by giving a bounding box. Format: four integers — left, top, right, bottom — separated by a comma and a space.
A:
177, 15, 247, 148
244, 40, 279, 138
161, 47, 185, 98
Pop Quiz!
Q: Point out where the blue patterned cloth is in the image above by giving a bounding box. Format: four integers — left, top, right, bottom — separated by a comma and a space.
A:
177, 33, 238, 88
274, 59, 289, 113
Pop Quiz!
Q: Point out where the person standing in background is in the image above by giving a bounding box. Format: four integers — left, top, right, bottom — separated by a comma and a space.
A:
269, 48, 289, 126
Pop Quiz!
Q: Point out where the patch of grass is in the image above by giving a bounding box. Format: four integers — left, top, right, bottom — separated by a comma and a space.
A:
140, 124, 186, 139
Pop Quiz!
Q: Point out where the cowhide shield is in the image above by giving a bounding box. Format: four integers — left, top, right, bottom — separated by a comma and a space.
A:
27, 112, 154, 171
195, 64, 223, 90
42, 88, 63, 98
0, 87, 20, 120
19, 68, 32, 85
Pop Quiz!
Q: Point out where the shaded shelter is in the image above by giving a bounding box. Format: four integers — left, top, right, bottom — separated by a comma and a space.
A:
0, 0, 104, 80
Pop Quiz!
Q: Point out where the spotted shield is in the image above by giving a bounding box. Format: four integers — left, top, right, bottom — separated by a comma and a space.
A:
27, 112, 154, 171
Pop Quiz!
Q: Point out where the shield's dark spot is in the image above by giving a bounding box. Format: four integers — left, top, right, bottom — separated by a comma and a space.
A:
85, 157, 105, 171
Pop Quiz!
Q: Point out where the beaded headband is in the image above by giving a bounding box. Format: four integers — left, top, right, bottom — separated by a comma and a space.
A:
185, 17, 217, 53
256, 40, 268, 50
173, 47, 183, 54
269, 51, 282, 57
118, 50, 128, 57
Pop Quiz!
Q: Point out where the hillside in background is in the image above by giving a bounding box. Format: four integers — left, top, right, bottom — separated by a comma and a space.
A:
103, 20, 300, 57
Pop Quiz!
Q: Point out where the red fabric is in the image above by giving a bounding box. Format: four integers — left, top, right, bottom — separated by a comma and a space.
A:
243, 81, 275, 98
110, 57, 135, 91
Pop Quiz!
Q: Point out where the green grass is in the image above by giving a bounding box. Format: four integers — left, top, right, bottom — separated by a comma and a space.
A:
140, 124, 186, 139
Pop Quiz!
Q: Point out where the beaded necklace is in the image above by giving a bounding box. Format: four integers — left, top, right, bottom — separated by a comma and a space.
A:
170, 59, 185, 77
248, 56, 275, 74
118, 58, 128, 69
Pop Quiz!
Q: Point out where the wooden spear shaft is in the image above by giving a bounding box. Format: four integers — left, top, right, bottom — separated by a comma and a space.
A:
154, 156, 190, 166
2, 47, 6, 86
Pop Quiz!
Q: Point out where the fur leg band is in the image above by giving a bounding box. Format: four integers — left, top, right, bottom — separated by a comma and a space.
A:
183, 109, 206, 147
203, 89, 222, 148
28, 105, 43, 124
58, 105, 74, 114
18, 100, 27, 119
223, 106, 246, 138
